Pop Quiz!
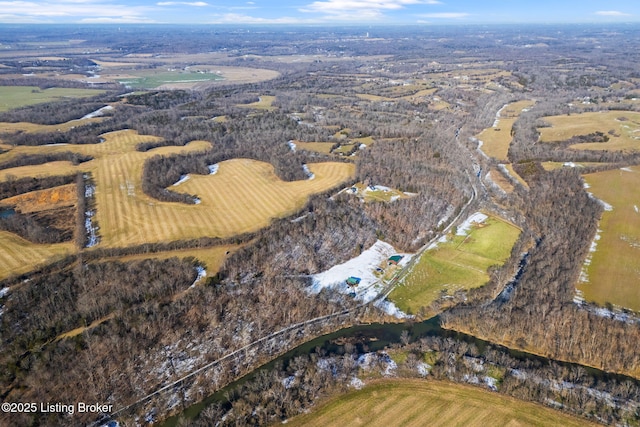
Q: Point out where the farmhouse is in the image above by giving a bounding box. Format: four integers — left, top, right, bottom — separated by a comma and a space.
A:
346, 276, 361, 287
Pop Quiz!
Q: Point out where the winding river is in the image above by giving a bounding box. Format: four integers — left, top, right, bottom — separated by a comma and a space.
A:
160, 316, 636, 426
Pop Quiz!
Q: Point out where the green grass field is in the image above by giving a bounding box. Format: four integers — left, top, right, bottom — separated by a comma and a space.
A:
580, 166, 640, 311
538, 111, 640, 151
286, 379, 596, 427
0, 86, 105, 112
116, 70, 223, 89
390, 214, 520, 313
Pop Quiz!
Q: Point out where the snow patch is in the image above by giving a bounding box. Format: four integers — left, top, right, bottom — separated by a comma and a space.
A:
0, 287, 8, 298
193, 197, 201, 205
287, 140, 296, 152
172, 174, 190, 186
190, 266, 207, 288
417, 362, 431, 376
350, 377, 365, 389
456, 212, 488, 236
302, 164, 315, 180
309, 240, 411, 304
208, 164, 219, 175
635, 205, 639, 213
81, 105, 113, 120
621, 167, 633, 172
484, 376, 498, 391
374, 299, 408, 318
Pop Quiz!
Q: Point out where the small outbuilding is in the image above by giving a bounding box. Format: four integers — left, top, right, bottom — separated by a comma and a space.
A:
346, 276, 362, 287
388, 255, 404, 265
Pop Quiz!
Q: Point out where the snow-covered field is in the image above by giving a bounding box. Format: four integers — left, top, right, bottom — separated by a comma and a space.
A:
309, 240, 411, 316
456, 212, 488, 236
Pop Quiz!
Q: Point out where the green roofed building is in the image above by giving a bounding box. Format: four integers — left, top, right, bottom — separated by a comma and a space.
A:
346, 277, 361, 287
388, 255, 403, 265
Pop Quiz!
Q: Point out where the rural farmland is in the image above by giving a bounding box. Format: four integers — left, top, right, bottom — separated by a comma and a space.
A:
287, 380, 597, 427
390, 213, 521, 314
538, 111, 640, 151
579, 166, 640, 311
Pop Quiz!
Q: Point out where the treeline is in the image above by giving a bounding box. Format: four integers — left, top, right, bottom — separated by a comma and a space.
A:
183, 332, 640, 426
0, 151, 92, 171
442, 167, 640, 377
0, 259, 357, 426
0, 174, 76, 199
0, 207, 74, 244
0, 104, 144, 146
0, 95, 115, 125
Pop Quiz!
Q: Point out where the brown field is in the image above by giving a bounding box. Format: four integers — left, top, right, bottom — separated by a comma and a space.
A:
0, 116, 106, 135
0, 130, 354, 249
286, 379, 596, 427
502, 163, 529, 189
109, 245, 241, 275
295, 141, 335, 154
476, 100, 535, 161
579, 166, 640, 311
356, 87, 437, 103
0, 231, 73, 279
538, 111, 640, 151
236, 95, 276, 111
0, 160, 80, 181
0, 183, 76, 213
488, 168, 514, 193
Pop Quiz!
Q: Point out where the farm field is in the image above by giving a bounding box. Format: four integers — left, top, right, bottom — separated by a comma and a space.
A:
390, 213, 520, 314
475, 100, 535, 161
295, 141, 335, 154
0, 231, 73, 279
0, 115, 106, 135
538, 111, 640, 151
579, 166, 640, 311
502, 163, 529, 188
287, 379, 595, 427
541, 161, 605, 171
487, 168, 514, 193
0, 129, 354, 248
236, 95, 276, 111
0, 86, 106, 112
107, 245, 241, 277
115, 69, 223, 90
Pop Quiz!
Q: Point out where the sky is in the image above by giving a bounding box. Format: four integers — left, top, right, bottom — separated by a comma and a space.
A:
0, 0, 639, 25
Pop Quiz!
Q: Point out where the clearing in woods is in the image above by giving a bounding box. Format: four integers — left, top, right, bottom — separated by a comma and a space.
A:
475, 100, 535, 161
0, 86, 105, 112
0, 184, 78, 279
579, 166, 640, 311
0, 129, 354, 249
390, 213, 520, 314
287, 379, 596, 427
104, 245, 242, 277
538, 111, 640, 151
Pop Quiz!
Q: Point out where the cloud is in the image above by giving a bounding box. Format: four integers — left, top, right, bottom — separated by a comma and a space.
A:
419, 12, 469, 19
80, 15, 157, 23
209, 13, 311, 24
300, 0, 441, 16
0, 1, 150, 18
157, 1, 208, 6
595, 10, 630, 17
